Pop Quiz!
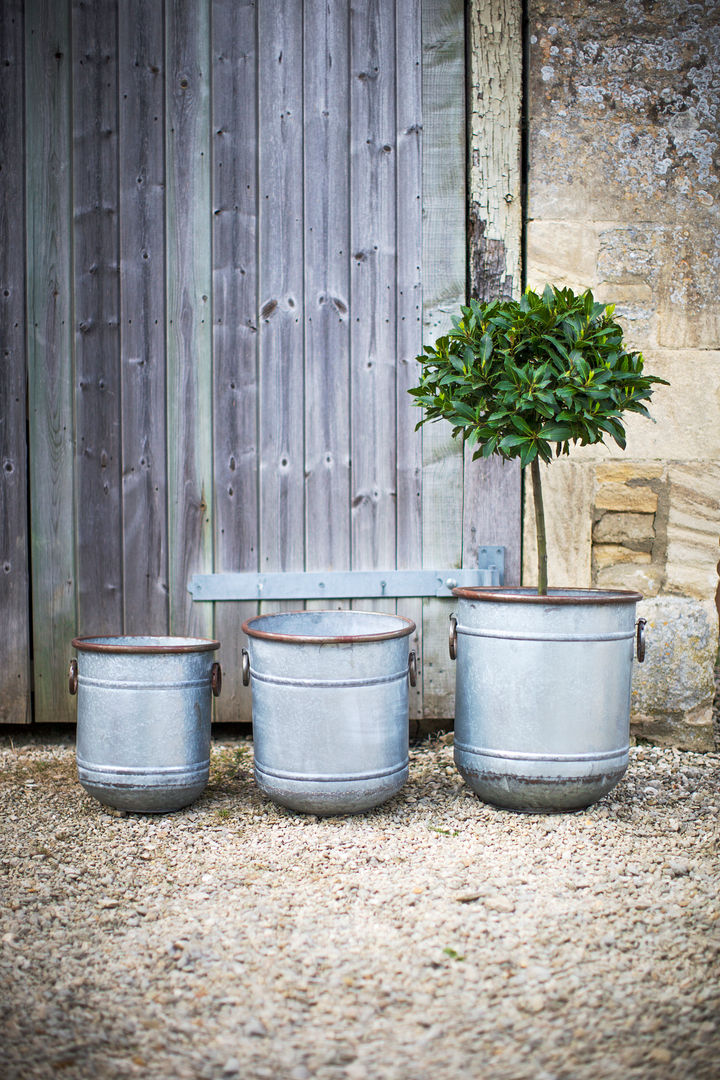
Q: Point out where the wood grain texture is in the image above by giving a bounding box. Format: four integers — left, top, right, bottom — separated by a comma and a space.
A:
303, 0, 352, 579
119, 0, 169, 635
467, 0, 523, 302
395, 0, 423, 718
350, 0, 397, 586
73, 0, 123, 634
0, 0, 30, 721
420, 0, 466, 720
257, 0, 305, 598
166, 0, 214, 638
25, 0, 77, 723
212, 0, 258, 721
464, 0, 523, 584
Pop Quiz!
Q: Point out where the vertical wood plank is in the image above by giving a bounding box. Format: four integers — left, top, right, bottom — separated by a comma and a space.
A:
303, 0, 352, 583
467, 0, 523, 302
166, 0, 214, 638
212, 0, 258, 722
25, 0, 77, 722
0, 0, 30, 721
395, 0, 423, 719
257, 0, 305, 594
350, 0, 397, 615
420, 0, 466, 721
119, 0, 169, 635
72, 0, 123, 635
463, 0, 523, 585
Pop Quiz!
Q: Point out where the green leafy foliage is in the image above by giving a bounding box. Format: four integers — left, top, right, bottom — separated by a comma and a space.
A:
409, 285, 668, 468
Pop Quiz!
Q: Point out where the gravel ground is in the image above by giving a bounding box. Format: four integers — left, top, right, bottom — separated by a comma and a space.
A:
1, 733, 719, 1080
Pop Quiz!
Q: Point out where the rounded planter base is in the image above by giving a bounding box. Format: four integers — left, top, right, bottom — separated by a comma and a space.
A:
451, 587, 642, 814
254, 761, 409, 816
454, 751, 627, 814
77, 761, 209, 814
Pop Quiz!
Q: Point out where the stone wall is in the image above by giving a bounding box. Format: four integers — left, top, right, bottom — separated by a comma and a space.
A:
524, 0, 720, 749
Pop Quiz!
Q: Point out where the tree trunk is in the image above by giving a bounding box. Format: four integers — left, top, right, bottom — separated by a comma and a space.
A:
530, 457, 548, 596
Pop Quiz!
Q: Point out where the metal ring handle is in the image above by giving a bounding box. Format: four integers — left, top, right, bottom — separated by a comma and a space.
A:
68, 659, 78, 695
241, 648, 250, 686
449, 614, 457, 661
408, 650, 417, 687
211, 662, 222, 697
636, 618, 647, 663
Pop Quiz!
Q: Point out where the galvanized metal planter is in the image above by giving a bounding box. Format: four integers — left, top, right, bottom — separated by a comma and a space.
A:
69, 636, 221, 813
242, 610, 416, 815
449, 588, 646, 813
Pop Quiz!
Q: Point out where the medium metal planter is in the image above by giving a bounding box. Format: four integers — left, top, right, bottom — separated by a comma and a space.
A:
69, 636, 221, 813
449, 588, 646, 813
242, 610, 416, 815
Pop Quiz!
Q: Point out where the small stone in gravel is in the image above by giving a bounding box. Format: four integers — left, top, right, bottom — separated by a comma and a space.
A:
484, 896, 515, 913
520, 994, 546, 1014
245, 1019, 267, 1038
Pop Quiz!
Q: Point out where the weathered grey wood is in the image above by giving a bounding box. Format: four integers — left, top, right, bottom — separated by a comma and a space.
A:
166, 0, 214, 639
303, 0, 352, 583
350, 0, 397, 626
420, 0, 466, 720
0, 0, 30, 722
467, 0, 523, 301
212, 0, 258, 722
257, 0, 305, 598
395, 0, 424, 719
25, 0, 77, 723
463, 0, 523, 584
119, 0, 169, 635
73, 0, 123, 635
462, 455, 522, 584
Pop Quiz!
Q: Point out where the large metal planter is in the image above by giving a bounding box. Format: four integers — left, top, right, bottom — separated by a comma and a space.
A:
69, 636, 221, 813
449, 588, 645, 813
242, 610, 416, 815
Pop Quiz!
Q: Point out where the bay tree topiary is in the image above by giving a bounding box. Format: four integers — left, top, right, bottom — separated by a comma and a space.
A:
409, 284, 667, 595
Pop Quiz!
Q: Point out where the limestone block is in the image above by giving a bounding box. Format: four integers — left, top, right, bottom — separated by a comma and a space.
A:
594, 281, 653, 306
592, 512, 656, 545
568, 351, 720, 463
523, 460, 594, 587
658, 309, 720, 350
593, 545, 651, 569
665, 463, 720, 601
631, 705, 715, 754
525, 221, 599, 292
630, 596, 718, 752
595, 483, 658, 513
527, 0, 720, 222
594, 463, 664, 484
595, 563, 663, 597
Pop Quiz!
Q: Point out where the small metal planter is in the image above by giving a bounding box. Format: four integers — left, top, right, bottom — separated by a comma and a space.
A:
242, 610, 416, 815
449, 588, 646, 813
69, 636, 221, 813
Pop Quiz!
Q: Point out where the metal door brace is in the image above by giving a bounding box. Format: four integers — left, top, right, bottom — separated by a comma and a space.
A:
188, 547, 505, 601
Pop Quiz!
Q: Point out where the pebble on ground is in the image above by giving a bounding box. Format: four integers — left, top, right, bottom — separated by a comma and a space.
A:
1, 734, 719, 1080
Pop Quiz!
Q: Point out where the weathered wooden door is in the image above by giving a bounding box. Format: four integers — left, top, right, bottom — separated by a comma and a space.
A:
0, 0, 521, 726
